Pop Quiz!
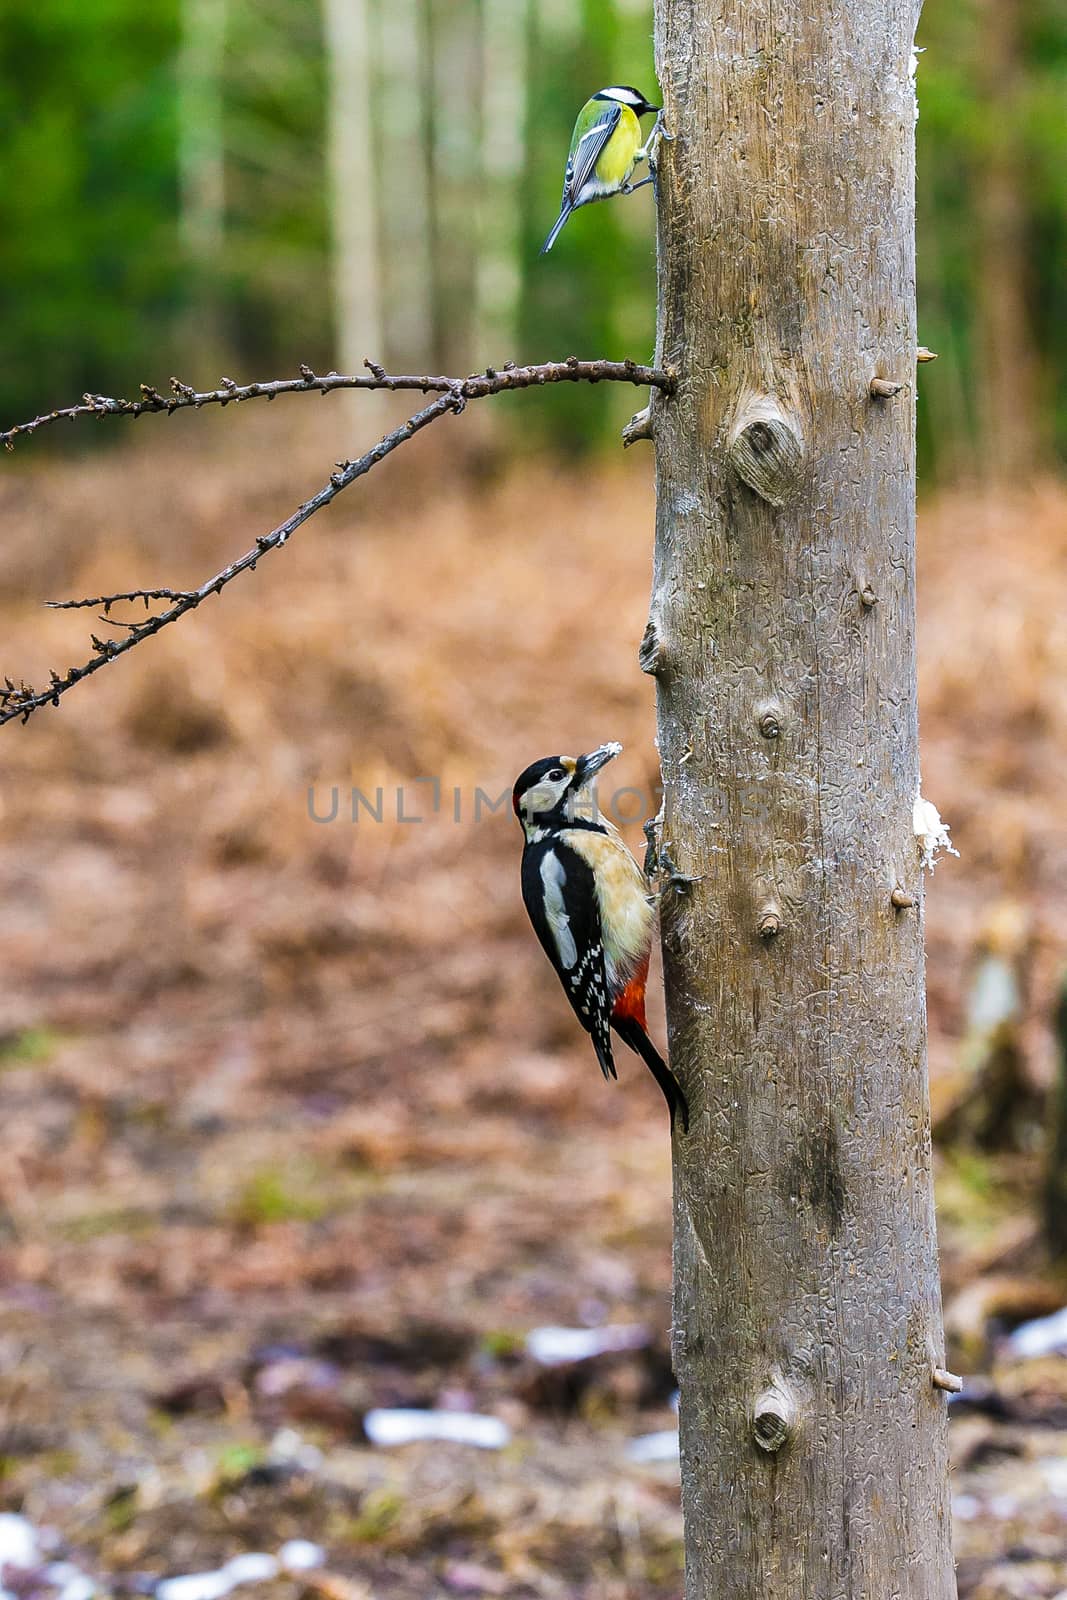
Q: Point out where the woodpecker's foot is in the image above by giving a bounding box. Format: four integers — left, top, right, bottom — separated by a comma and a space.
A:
643, 811, 663, 879
658, 845, 702, 894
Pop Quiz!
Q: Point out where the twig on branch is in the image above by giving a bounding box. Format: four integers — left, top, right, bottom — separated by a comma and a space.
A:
0, 392, 459, 727
0, 357, 673, 450
47, 588, 196, 612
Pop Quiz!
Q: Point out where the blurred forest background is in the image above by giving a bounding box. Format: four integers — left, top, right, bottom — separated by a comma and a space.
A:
4, 4, 1067, 1600
2, 0, 1066, 477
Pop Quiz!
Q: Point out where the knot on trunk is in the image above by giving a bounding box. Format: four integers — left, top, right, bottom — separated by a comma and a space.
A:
753, 1379, 797, 1453
727, 397, 803, 508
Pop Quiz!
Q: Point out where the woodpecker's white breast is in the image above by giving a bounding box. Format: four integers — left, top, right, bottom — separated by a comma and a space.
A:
559, 824, 653, 992
540, 848, 577, 969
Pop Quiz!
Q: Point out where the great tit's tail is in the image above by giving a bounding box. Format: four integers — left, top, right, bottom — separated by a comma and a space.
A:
612, 1015, 690, 1134
540, 203, 572, 255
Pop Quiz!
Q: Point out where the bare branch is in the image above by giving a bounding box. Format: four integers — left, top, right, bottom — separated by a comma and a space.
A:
0, 357, 673, 450
0, 391, 459, 728
0, 353, 674, 729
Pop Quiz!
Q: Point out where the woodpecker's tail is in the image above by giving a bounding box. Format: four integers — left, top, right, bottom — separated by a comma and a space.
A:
612, 1016, 689, 1134
540, 203, 572, 255
593, 1031, 618, 1082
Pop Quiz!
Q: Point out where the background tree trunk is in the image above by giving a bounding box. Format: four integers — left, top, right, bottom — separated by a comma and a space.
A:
374, 0, 433, 367
323, 0, 382, 374
474, 0, 528, 366
974, 0, 1044, 480
646, 1, 958, 1595
177, 0, 228, 364
1046, 978, 1067, 1259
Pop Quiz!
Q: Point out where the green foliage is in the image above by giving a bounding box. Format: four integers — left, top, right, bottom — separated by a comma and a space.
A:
0, 0, 183, 421
0, 1025, 59, 1067
347, 1485, 406, 1543
229, 1162, 330, 1226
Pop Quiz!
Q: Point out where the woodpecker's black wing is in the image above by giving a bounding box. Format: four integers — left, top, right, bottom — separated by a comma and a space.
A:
521, 836, 616, 1080
565, 101, 622, 207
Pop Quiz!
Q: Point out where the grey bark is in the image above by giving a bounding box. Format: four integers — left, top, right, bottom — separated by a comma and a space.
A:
646, 1, 957, 1595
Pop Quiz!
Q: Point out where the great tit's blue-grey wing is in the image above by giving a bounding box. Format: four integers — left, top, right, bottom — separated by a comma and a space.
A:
564, 101, 622, 207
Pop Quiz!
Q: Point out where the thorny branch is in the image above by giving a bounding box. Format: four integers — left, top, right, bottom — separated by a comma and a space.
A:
0, 357, 672, 450
0, 358, 672, 728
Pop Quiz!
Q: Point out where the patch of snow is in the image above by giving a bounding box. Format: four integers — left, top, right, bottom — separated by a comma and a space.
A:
525, 1324, 649, 1367
913, 795, 959, 871
222, 1555, 279, 1586
364, 1408, 510, 1450
1007, 1305, 1067, 1359
1040, 1457, 1067, 1498
155, 1545, 308, 1600
156, 1572, 234, 1600
0, 1515, 39, 1572
268, 1429, 322, 1473
910, 44, 924, 122
626, 1430, 679, 1464
278, 1541, 325, 1573
45, 1567, 96, 1600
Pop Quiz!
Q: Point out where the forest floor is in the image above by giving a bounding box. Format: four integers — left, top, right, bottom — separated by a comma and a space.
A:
1, 403, 1067, 1598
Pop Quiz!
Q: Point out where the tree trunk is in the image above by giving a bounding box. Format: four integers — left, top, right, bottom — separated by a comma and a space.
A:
974, 0, 1044, 480
1046, 978, 1067, 1260
646, 1, 957, 1596
177, 0, 228, 364
374, 0, 433, 367
323, 0, 382, 373
422, 0, 484, 373
474, 0, 527, 366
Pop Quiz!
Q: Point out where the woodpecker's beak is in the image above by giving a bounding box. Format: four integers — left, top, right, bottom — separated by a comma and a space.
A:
575, 742, 622, 788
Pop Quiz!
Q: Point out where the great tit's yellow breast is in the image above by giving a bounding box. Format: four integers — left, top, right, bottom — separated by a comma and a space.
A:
595, 104, 641, 189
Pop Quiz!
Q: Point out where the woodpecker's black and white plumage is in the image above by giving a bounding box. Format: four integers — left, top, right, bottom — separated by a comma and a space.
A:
513, 742, 689, 1133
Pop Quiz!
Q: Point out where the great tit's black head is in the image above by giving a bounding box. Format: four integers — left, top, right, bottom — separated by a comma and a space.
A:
596, 85, 659, 117
512, 742, 622, 825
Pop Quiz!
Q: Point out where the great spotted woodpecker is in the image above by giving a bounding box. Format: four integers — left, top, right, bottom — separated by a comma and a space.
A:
513, 742, 689, 1133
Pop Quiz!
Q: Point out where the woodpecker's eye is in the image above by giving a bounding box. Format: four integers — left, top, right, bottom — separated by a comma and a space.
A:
548, 767, 566, 781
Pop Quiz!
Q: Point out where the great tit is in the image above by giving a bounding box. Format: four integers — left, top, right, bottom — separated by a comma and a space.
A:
540, 86, 662, 255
